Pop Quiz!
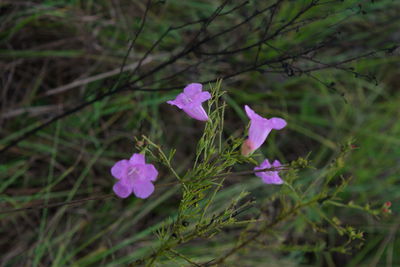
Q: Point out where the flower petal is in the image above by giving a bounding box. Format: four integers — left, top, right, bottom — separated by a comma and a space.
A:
261, 172, 283, 184
196, 91, 211, 103
254, 159, 271, 175
245, 105, 264, 121
173, 93, 189, 108
261, 159, 272, 169
144, 164, 158, 181
244, 105, 257, 120
182, 104, 209, 121
167, 99, 179, 108
269, 117, 287, 130
254, 159, 283, 185
254, 167, 268, 180
111, 160, 129, 179
129, 153, 145, 165
248, 118, 271, 152
183, 83, 202, 96
132, 180, 155, 199
272, 160, 281, 168
113, 181, 132, 198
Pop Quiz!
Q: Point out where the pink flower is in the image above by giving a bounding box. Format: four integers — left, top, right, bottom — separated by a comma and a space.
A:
241, 105, 287, 155
254, 159, 283, 184
111, 153, 158, 199
167, 83, 211, 121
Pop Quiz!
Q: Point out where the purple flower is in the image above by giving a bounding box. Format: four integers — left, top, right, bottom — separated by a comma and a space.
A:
111, 153, 158, 199
167, 83, 211, 121
241, 105, 287, 155
254, 159, 283, 184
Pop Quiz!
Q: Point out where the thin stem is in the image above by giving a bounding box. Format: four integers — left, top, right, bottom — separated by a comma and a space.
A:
0, 166, 292, 215
168, 249, 201, 267
202, 198, 320, 266
0, 194, 114, 215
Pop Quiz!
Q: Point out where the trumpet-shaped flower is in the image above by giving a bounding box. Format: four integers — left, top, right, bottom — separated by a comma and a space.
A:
241, 105, 287, 155
167, 83, 211, 121
111, 153, 158, 199
254, 159, 283, 184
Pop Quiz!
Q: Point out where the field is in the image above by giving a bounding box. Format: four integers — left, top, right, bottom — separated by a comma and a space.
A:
1, 0, 399, 266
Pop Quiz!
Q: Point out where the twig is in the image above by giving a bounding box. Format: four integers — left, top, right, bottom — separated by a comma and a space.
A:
0, 166, 287, 215
117, 0, 153, 86
169, 249, 202, 267
0, 0, 391, 156
0, 194, 114, 215
45, 56, 157, 96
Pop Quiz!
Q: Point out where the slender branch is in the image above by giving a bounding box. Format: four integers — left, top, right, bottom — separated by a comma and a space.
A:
200, 198, 320, 266
0, 0, 392, 156
117, 0, 153, 85
169, 249, 202, 267
0, 194, 114, 215
0, 166, 287, 215
200, 0, 318, 56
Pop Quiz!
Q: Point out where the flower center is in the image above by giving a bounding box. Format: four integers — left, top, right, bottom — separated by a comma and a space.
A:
128, 166, 138, 175
182, 94, 193, 105
127, 166, 143, 180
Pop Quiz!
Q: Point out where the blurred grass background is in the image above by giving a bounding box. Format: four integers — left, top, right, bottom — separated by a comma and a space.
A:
0, 0, 399, 266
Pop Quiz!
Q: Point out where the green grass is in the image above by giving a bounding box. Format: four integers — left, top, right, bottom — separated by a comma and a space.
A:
1, 0, 399, 266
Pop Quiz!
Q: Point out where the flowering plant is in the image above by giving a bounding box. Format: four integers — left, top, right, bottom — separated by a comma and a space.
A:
109, 81, 368, 265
